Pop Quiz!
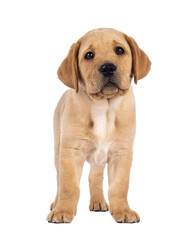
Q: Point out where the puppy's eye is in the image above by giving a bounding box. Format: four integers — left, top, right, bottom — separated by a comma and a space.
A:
84, 51, 94, 60
115, 46, 125, 55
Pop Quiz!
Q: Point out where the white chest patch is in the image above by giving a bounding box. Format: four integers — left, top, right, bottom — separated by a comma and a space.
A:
92, 106, 108, 141
90, 96, 123, 165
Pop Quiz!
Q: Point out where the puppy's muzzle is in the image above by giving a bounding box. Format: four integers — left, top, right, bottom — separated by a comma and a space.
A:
99, 63, 117, 77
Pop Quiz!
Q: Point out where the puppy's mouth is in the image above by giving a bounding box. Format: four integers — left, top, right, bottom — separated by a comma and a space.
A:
101, 81, 118, 96
89, 80, 128, 100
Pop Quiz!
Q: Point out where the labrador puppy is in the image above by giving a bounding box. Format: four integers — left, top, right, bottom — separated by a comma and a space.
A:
47, 28, 151, 223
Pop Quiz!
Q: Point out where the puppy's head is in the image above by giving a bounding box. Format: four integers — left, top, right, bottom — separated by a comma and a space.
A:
58, 28, 151, 99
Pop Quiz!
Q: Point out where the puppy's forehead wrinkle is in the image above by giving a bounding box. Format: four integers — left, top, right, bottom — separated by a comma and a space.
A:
82, 44, 94, 55
80, 30, 128, 55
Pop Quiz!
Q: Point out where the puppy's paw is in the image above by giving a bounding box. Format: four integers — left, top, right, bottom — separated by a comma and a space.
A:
47, 209, 74, 223
89, 199, 109, 212
110, 207, 140, 223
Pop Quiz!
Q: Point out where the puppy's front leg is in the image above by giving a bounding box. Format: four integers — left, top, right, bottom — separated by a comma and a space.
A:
108, 150, 140, 223
47, 148, 84, 223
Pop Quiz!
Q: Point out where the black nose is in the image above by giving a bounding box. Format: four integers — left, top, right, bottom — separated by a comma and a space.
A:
99, 63, 117, 77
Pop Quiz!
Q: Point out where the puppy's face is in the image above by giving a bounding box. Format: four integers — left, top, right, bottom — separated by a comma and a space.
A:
78, 29, 132, 99
57, 28, 151, 100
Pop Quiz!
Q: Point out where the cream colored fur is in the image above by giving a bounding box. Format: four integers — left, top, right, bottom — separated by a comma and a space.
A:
47, 28, 151, 223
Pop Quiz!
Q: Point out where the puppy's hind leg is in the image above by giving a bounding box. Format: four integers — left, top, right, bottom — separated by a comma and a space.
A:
89, 164, 109, 212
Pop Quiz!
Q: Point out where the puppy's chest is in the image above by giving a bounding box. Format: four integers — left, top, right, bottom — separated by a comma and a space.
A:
92, 107, 115, 141
89, 99, 122, 165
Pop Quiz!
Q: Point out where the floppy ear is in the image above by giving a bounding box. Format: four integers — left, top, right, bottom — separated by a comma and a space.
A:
57, 41, 80, 92
124, 35, 151, 84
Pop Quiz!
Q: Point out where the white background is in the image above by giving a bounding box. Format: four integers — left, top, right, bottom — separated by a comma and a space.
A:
0, 0, 192, 239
